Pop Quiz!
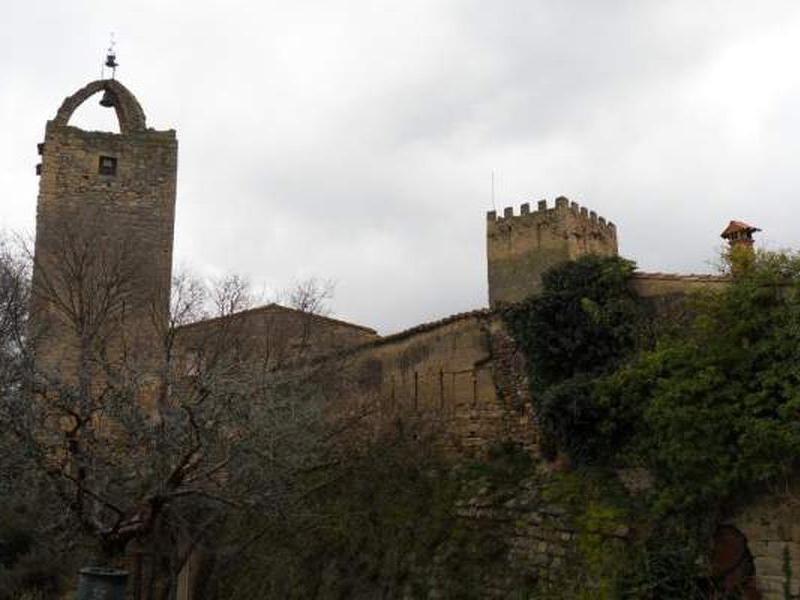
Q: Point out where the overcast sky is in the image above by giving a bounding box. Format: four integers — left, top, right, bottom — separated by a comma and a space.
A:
2, 1, 799, 333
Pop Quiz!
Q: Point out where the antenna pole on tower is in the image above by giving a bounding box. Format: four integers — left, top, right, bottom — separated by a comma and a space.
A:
491, 170, 496, 211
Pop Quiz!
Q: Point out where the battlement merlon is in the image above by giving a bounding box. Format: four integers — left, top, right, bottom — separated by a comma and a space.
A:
486, 196, 618, 239
486, 196, 619, 306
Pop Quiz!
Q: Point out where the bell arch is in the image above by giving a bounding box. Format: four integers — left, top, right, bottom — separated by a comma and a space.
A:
53, 79, 147, 134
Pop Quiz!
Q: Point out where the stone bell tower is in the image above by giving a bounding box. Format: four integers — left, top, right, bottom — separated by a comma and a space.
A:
31, 78, 178, 388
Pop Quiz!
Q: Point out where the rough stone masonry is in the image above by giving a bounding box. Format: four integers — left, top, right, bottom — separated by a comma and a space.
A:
32, 79, 177, 389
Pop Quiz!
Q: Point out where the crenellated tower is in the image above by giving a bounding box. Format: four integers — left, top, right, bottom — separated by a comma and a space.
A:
486, 196, 618, 306
31, 79, 177, 392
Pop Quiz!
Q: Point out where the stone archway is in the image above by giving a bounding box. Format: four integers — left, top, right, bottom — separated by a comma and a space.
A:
711, 524, 761, 599
52, 79, 147, 134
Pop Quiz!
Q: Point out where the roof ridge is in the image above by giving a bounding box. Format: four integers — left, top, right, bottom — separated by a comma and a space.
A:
176, 302, 378, 335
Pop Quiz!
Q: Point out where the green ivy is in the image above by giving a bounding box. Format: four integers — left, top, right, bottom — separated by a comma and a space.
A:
604, 251, 800, 515
503, 255, 644, 387
504, 250, 800, 595
502, 255, 649, 463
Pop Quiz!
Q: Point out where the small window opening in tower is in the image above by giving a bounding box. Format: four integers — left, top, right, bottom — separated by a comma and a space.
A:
99, 155, 118, 176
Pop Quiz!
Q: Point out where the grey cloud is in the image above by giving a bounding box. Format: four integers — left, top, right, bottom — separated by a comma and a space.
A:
3, 1, 800, 333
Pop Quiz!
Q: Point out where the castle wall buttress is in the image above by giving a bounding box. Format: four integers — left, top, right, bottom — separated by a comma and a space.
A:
31, 79, 177, 397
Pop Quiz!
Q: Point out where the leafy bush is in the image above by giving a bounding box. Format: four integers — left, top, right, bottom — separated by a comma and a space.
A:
503, 255, 648, 463
506, 250, 800, 504
503, 254, 644, 387
506, 250, 800, 594
613, 251, 800, 514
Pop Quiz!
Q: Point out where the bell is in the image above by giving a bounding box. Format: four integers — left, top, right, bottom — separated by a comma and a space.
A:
99, 89, 115, 108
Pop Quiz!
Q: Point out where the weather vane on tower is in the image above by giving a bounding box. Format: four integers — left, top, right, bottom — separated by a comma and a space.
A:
100, 33, 119, 108
103, 33, 118, 80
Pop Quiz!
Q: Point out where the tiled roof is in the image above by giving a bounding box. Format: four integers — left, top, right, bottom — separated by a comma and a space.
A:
720, 220, 760, 238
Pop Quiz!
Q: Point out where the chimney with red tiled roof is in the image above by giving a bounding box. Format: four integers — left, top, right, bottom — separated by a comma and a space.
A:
721, 220, 760, 274
720, 221, 760, 247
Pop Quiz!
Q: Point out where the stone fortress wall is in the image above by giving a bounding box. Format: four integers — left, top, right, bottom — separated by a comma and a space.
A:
320, 197, 725, 458
170, 193, 732, 459
36, 77, 795, 598
327, 310, 536, 456
30, 78, 727, 461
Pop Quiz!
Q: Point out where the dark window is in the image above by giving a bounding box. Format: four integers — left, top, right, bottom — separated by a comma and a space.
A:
98, 155, 117, 176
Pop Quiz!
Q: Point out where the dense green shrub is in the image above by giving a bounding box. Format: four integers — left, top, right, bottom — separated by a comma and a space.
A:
502, 255, 648, 463
609, 251, 800, 514
503, 254, 644, 387
505, 250, 800, 595
505, 251, 800, 501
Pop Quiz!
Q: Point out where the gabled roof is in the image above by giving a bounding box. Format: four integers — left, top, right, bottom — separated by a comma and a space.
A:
720, 220, 761, 239
177, 302, 378, 335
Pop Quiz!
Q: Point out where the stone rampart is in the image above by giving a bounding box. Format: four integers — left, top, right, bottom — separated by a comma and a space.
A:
329, 310, 537, 456
631, 271, 730, 297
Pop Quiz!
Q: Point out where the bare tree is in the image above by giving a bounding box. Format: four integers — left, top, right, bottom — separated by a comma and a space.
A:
0, 229, 363, 598
287, 277, 335, 317
0, 236, 28, 393
283, 277, 336, 354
